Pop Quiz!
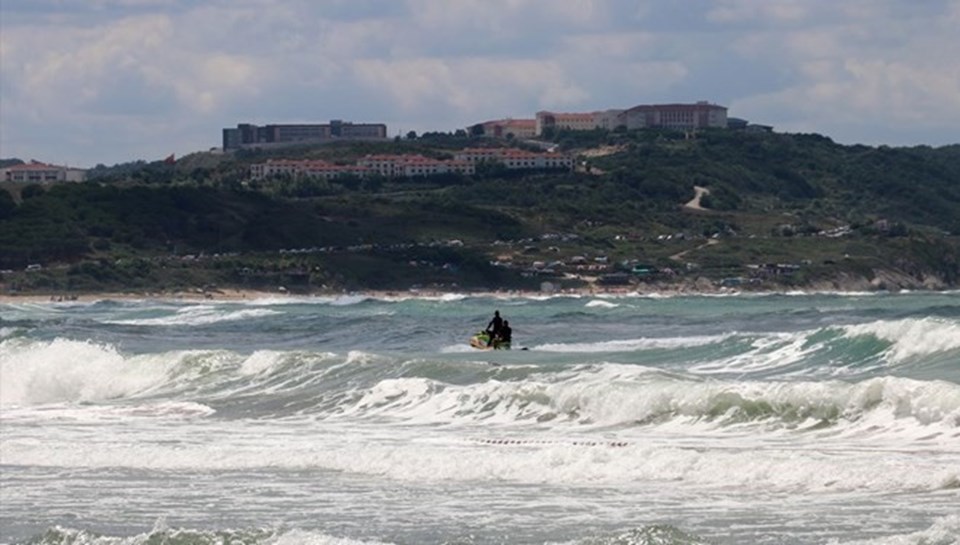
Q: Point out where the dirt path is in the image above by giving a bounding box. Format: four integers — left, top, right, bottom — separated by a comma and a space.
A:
670, 238, 719, 262
684, 186, 711, 210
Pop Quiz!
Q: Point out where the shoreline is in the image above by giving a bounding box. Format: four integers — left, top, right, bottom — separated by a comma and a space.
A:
1, 284, 956, 305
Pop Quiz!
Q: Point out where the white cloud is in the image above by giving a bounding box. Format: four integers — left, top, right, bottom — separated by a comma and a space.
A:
1, 0, 957, 165
353, 57, 588, 115
707, 0, 812, 24
559, 32, 656, 59
718, 0, 960, 143
409, 0, 613, 31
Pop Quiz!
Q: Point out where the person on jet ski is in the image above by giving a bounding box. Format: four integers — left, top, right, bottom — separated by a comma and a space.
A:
485, 310, 503, 346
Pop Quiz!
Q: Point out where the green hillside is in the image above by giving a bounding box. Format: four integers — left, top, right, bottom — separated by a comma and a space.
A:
2, 130, 959, 294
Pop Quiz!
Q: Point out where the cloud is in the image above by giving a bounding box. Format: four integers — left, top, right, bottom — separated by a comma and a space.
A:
716, 0, 960, 143
1, 0, 957, 165
353, 57, 589, 116
707, 0, 812, 24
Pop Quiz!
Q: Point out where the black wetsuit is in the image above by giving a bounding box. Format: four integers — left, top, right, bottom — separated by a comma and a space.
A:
498, 325, 512, 344
486, 314, 503, 345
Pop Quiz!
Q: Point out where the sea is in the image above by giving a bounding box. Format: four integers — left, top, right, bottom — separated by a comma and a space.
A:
1, 291, 958, 545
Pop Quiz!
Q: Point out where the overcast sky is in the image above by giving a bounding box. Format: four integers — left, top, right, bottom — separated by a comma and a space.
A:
1, 0, 958, 167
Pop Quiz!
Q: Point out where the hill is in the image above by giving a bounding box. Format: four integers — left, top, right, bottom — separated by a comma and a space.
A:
2, 130, 959, 295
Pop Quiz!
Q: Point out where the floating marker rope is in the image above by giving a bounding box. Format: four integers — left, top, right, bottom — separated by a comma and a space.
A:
472, 438, 629, 448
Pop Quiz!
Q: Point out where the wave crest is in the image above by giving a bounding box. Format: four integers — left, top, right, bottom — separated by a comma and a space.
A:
844, 317, 960, 361
0, 338, 176, 406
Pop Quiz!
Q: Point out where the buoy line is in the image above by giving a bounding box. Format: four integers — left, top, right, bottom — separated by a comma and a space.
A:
472, 438, 629, 448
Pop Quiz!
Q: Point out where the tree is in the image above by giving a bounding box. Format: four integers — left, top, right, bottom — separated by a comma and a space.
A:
21, 184, 46, 200
406, 130, 418, 140
0, 189, 16, 219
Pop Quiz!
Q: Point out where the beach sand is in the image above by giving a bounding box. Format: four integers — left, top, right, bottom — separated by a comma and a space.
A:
0, 288, 282, 304
0, 284, 685, 305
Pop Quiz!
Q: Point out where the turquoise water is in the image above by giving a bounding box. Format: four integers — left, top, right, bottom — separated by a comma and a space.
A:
1, 291, 959, 544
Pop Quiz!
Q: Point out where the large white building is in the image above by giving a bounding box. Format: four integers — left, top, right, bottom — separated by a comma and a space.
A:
1, 161, 86, 183
534, 102, 727, 135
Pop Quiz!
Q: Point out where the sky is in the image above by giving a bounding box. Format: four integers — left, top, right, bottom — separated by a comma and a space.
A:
1, 0, 958, 168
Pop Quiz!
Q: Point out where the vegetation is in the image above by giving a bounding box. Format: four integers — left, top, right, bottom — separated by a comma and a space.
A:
2, 129, 959, 294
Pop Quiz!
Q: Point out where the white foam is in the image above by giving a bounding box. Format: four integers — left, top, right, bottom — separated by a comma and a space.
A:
270, 529, 394, 545
826, 514, 960, 545
108, 305, 281, 326
585, 299, 619, 308
328, 295, 371, 306
439, 344, 479, 353
239, 350, 287, 376
844, 317, 960, 361
2, 400, 216, 422
534, 334, 727, 352
31, 526, 392, 545
0, 338, 178, 406
689, 331, 819, 375
318, 363, 960, 443
5, 418, 955, 496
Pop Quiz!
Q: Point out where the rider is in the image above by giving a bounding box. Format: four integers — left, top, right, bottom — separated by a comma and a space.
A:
486, 310, 503, 346
497, 320, 512, 345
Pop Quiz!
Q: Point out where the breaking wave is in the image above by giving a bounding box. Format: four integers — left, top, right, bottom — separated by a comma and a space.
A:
3, 337, 958, 438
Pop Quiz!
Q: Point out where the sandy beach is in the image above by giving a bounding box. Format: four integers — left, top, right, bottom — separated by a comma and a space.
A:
0, 284, 702, 305
0, 288, 283, 304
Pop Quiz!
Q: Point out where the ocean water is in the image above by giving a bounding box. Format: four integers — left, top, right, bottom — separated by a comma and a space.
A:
1, 291, 958, 545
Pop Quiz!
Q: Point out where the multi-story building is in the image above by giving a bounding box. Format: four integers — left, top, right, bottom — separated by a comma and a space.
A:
454, 148, 573, 171
534, 102, 728, 135
250, 147, 571, 182
620, 102, 727, 130
249, 159, 371, 181
358, 155, 475, 177
223, 120, 388, 150
593, 109, 627, 130
1, 161, 86, 183
535, 111, 604, 135
474, 118, 538, 139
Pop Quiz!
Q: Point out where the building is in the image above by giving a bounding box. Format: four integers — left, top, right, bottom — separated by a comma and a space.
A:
619, 102, 727, 130
473, 118, 538, 139
358, 155, 475, 177
534, 102, 728, 135
223, 120, 388, 150
249, 159, 371, 181
535, 109, 626, 133
454, 148, 574, 171
535, 111, 608, 135
1, 161, 86, 183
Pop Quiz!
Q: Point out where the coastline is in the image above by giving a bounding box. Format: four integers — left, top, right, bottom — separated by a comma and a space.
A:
1, 282, 955, 305
0, 288, 281, 304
